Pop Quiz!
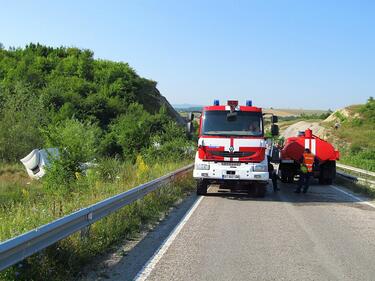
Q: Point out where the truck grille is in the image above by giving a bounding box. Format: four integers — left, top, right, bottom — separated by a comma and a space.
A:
209, 151, 255, 158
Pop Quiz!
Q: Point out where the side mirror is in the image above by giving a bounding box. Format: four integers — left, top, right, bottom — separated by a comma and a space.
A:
271, 115, 278, 123
271, 124, 279, 136
188, 112, 194, 122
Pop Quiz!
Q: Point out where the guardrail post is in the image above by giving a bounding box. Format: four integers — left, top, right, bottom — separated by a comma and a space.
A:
80, 212, 93, 240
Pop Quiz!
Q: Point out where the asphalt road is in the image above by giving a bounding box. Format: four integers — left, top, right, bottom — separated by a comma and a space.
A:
84, 181, 375, 281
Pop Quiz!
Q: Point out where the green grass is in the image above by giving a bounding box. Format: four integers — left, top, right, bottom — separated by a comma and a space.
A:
340, 153, 375, 172
0, 163, 44, 207
0, 159, 195, 281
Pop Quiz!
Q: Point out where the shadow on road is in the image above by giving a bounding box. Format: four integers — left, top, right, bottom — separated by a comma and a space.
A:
206, 180, 370, 206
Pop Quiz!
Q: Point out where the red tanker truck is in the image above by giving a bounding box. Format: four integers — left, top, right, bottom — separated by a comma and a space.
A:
278, 129, 340, 185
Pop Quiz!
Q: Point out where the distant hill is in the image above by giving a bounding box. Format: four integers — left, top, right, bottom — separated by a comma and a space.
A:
263, 108, 330, 117
175, 104, 329, 116
173, 104, 204, 112
172, 104, 203, 109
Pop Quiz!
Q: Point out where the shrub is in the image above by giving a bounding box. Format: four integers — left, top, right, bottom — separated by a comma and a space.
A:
41, 119, 101, 197
103, 103, 153, 160
95, 157, 122, 182
42, 119, 101, 167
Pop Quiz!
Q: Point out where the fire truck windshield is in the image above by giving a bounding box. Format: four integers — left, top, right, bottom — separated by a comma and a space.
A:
202, 111, 263, 136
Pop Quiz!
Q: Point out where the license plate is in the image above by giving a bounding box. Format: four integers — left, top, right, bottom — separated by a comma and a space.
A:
221, 162, 241, 166
223, 174, 240, 179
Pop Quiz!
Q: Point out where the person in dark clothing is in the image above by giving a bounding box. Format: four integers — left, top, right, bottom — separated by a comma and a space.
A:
295, 148, 316, 193
268, 161, 280, 192
295, 167, 311, 193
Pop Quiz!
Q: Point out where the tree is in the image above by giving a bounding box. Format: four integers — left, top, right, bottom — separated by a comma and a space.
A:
0, 82, 46, 162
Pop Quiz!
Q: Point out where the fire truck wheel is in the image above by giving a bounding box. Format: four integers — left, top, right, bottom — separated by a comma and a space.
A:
196, 179, 208, 195
319, 161, 335, 185
325, 178, 333, 185
256, 184, 267, 197
249, 183, 266, 197
281, 173, 288, 183
319, 176, 333, 185
287, 176, 294, 183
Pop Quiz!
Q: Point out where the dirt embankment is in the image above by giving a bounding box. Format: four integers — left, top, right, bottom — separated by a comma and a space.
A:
280, 121, 327, 139
280, 107, 356, 139
322, 108, 351, 123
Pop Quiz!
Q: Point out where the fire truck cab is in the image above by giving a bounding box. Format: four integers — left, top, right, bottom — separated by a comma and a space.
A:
193, 100, 278, 197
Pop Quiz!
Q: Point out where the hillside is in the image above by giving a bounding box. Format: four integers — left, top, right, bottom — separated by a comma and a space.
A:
0, 43, 185, 162
280, 121, 326, 139
322, 98, 375, 171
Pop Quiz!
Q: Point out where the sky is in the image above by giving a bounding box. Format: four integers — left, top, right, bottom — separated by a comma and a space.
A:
1, 0, 374, 110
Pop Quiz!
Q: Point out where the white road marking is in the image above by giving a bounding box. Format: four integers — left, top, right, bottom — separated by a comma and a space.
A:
330, 185, 375, 209
134, 195, 205, 281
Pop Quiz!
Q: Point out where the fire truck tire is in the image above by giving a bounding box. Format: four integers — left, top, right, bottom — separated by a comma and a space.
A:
249, 183, 266, 197
256, 184, 267, 197
319, 161, 336, 185
281, 173, 288, 183
325, 178, 333, 185
196, 179, 208, 195
279, 163, 296, 183
287, 175, 294, 183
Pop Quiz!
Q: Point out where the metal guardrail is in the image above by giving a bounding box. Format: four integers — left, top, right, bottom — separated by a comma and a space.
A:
336, 170, 375, 188
336, 163, 375, 178
0, 164, 194, 271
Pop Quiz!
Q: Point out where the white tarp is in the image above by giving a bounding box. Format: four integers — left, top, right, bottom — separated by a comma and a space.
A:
20, 148, 59, 179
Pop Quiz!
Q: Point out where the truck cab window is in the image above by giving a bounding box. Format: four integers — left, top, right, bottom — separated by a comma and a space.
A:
202, 111, 263, 137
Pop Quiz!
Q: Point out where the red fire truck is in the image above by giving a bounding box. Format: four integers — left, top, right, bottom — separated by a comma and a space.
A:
192, 100, 279, 196
279, 129, 340, 185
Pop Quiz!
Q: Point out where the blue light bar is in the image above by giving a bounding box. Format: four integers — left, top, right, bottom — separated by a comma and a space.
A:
213, 99, 220, 106
246, 100, 252, 106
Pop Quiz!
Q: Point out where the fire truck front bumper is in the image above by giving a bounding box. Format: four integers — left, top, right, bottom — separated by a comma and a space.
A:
193, 161, 269, 181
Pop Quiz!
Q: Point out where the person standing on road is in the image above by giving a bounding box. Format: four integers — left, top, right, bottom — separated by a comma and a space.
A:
295, 148, 315, 193
268, 158, 280, 192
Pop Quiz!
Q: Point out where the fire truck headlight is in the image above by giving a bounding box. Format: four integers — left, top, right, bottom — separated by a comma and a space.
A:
253, 164, 267, 172
195, 163, 210, 170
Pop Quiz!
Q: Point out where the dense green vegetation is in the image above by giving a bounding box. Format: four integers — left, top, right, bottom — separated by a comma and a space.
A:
326, 97, 375, 172
0, 44, 194, 280
0, 43, 188, 163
